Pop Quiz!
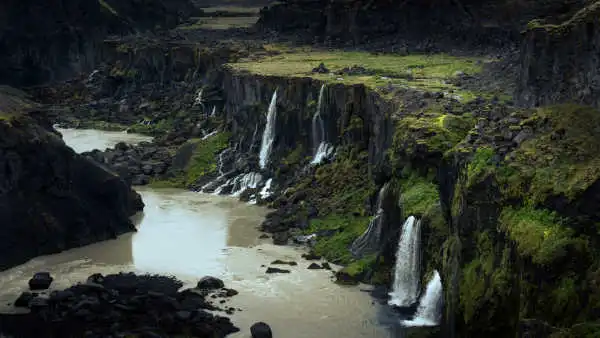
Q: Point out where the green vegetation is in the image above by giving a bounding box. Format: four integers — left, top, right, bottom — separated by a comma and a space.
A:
399, 173, 440, 217
307, 215, 371, 265
527, 0, 600, 35
459, 231, 513, 325
338, 254, 378, 280
178, 16, 257, 30
150, 132, 230, 188
390, 107, 474, 170
500, 206, 574, 265
228, 45, 488, 101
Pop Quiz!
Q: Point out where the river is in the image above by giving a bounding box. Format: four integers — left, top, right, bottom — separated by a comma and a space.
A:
0, 128, 394, 338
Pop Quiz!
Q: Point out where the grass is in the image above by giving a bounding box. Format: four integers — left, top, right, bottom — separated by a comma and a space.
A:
307, 215, 371, 264
228, 45, 488, 101
177, 16, 257, 30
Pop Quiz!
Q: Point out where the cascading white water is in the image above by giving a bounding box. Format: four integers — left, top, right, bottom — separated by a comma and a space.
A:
259, 178, 273, 199
194, 89, 204, 106
311, 142, 334, 165
350, 182, 390, 256
259, 91, 277, 169
231, 172, 263, 196
210, 106, 216, 117
388, 216, 422, 307
201, 130, 218, 140
310, 84, 334, 165
403, 270, 443, 327
312, 84, 326, 151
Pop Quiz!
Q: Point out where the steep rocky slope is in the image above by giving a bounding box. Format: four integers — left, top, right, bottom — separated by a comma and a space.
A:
516, 0, 600, 107
257, 0, 587, 50
0, 87, 143, 271
0, 0, 199, 87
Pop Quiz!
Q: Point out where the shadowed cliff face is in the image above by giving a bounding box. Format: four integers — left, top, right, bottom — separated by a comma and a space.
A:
257, 0, 587, 50
0, 88, 143, 271
0, 0, 199, 87
516, 1, 600, 107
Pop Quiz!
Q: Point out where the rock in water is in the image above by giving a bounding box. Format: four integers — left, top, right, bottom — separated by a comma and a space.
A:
251, 322, 273, 338
14, 292, 34, 307
28, 272, 53, 290
307, 263, 323, 270
197, 276, 225, 290
265, 267, 291, 274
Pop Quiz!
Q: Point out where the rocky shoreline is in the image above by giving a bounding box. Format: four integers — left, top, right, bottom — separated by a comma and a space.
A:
0, 272, 244, 338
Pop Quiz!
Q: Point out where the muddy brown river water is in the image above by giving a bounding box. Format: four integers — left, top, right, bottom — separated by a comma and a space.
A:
0, 128, 394, 338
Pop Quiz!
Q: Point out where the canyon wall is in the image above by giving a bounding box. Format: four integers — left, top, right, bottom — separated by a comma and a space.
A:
0, 87, 143, 270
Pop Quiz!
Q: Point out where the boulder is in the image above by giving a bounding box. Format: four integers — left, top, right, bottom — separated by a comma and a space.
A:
250, 322, 273, 338
307, 263, 323, 270
28, 272, 53, 290
197, 276, 225, 290
265, 267, 291, 274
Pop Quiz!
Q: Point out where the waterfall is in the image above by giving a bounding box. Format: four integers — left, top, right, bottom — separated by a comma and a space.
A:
312, 84, 326, 151
259, 178, 273, 199
403, 270, 443, 327
259, 91, 277, 169
350, 182, 390, 257
194, 89, 204, 105
388, 216, 422, 307
210, 106, 216, 117
231, 172, 263, 196
311, 142, 334, 165
201, 130, 218, 140
311, 84, 333, 165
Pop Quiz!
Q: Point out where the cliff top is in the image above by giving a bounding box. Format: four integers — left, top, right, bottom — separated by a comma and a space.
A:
227, 44, 509, 102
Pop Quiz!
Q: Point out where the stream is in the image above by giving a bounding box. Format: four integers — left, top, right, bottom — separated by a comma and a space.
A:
0, 128, 394, 338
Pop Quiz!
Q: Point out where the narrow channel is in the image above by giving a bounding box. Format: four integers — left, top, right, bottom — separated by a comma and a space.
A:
0, 128, 392, 338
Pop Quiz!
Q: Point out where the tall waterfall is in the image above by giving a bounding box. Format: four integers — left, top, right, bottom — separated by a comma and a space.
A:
350, 182, 390, 257
194, 89, 204, 106
388, 216, 422, 307
311, 84, 333, 165
403, 270, 443, 327
259, 91, 277, 169
312, 84, 326, 151
231, 172, 263, 196
210, 106, 216, 117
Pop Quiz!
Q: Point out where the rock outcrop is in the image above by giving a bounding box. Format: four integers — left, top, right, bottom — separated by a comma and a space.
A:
0, 272, 240, 337
516, 0, 600, 107
257, 0, 587, 50
0, 0, 199, 87
0, 88, 143, 271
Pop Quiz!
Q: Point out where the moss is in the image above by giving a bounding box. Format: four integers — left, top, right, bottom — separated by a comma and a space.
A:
399, 172, 440, 217
340, 254, 377, 277
390, 108, 474, 170
307, 215, 370, 265
528, 0, 600, 36
282, 144, 305, 166
499, 206, 574, 266
466, 146, 495, 187
459, 231, 513, 325
150, 132, 230, 188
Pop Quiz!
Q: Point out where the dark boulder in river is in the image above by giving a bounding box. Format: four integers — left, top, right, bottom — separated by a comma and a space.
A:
0, 272, 240, 337
0, 87, 143, 271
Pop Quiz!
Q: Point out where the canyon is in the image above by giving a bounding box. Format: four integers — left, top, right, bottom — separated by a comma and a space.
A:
1, 0, 600, 337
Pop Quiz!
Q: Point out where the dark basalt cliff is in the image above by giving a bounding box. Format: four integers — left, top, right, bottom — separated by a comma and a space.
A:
257, 0, 586, 50
0, 88, 143, 271
516, 0, 600, 107
0, 0, 199, 87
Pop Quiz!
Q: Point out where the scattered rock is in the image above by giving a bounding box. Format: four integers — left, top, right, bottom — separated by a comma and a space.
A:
270, 260, 297, 266
272, 231, 289, 245
28, 272, 53, 290
251, 322, 273, 338
14, 292, 34, 307
301, 253, 322, 260
307, 263, 323, 270
197, 276, 225, 290
321, 262, 332, 270
311, 62, 329, 74
259, 234, 270, 239
265, 267, 291, 274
